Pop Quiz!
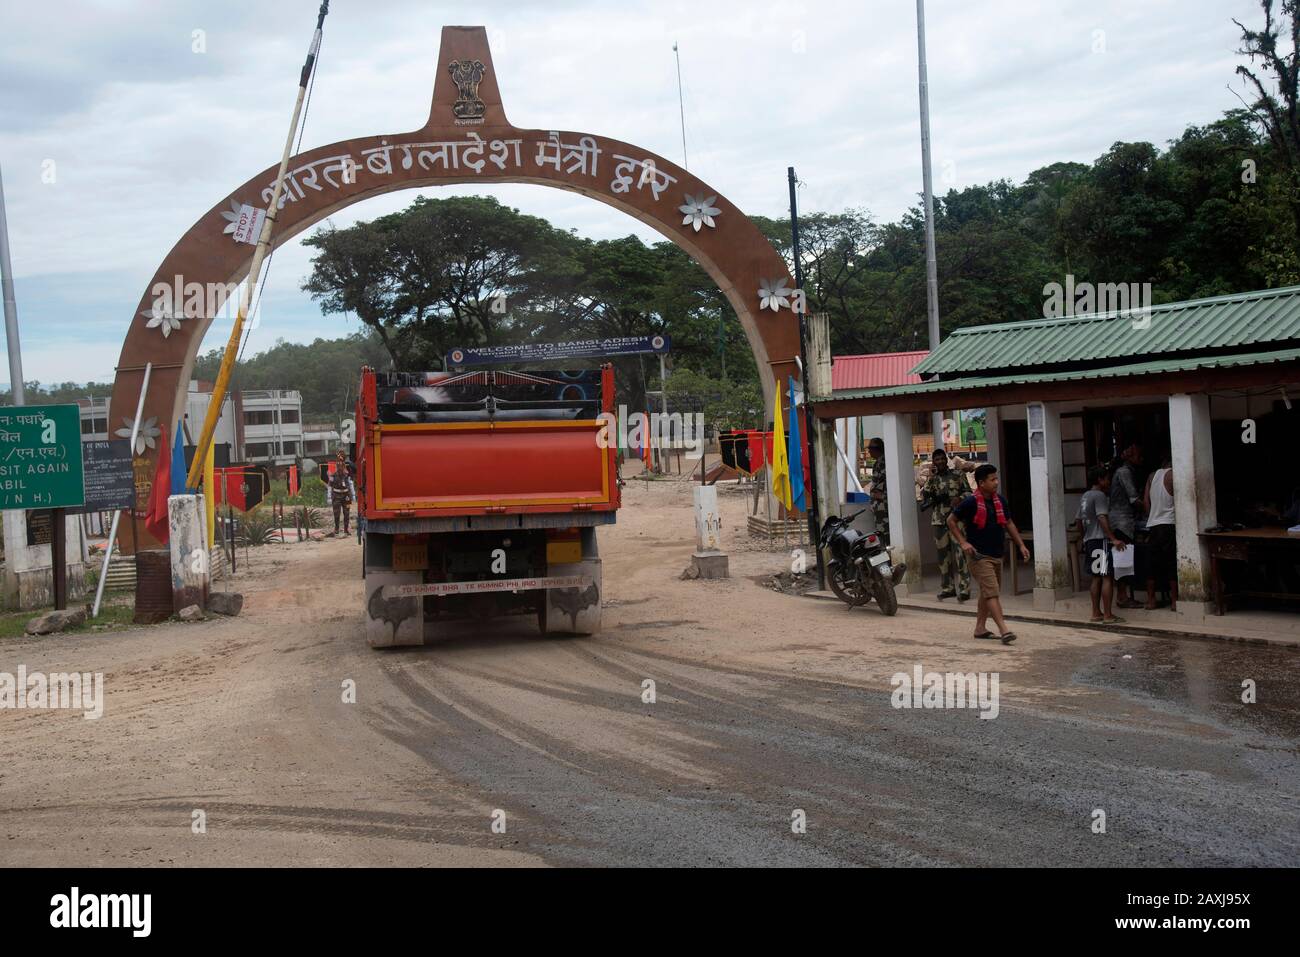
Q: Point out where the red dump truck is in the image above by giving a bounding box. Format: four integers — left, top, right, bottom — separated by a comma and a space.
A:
353, 365, 619, 647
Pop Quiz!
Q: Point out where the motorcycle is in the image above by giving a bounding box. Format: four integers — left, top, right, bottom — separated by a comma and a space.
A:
818, 508, 907, 616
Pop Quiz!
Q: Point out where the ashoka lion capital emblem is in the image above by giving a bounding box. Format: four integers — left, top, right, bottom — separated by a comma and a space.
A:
448, 58, 487, 120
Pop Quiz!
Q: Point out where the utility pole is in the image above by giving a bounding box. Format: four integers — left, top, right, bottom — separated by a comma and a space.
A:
788, 167, 824, 589
916, 0, 946, 451
1, 161, 69, 609
0, 163, 25, 406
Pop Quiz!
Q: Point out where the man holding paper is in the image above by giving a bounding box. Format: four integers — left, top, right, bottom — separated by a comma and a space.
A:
1078, 466, 1129, 624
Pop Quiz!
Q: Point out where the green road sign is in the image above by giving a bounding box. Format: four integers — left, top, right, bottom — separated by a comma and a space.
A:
0, 404, 86, 510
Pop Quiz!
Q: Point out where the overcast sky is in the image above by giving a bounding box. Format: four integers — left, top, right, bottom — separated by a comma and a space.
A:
0, 0, 1270, 385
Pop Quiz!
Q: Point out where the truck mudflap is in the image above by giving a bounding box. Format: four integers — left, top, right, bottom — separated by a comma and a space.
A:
365, 569, 424, 648
539, 557, 601, 636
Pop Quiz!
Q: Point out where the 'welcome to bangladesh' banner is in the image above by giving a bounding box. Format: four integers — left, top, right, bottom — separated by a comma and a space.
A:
447, 335, 670, 366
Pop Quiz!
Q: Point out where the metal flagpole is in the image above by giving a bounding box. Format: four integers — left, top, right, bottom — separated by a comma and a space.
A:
186, 0, 330, 490
92, 361, 151, 618
788, 167, 824, 588
0, 162, 25, 406
673, 42, 688, 170
916, 0, 945, 451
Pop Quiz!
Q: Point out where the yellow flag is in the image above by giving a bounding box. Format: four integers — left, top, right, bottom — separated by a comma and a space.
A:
202, 441, 216, 549
771, 385, 793, 512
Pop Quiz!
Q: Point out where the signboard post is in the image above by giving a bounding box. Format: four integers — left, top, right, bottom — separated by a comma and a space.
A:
92, 362, 151, 619
0, 404, 85, 610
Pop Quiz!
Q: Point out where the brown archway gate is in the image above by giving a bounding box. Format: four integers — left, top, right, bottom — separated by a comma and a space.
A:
111, 26, 801, 551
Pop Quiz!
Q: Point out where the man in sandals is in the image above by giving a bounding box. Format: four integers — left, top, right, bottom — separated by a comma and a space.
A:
947, 464, 1030, 644
1078, 466, 1128, 624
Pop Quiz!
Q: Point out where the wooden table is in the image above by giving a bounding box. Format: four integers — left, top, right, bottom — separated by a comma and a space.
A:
1008, 528, 1082, 597
1198, 527, 1300, 615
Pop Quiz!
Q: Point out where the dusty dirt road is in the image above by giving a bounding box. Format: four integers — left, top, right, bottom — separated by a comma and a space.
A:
2, 475, 1298, 866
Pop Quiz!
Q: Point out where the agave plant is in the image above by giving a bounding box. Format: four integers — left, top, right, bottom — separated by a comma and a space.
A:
236, 507, 281, 546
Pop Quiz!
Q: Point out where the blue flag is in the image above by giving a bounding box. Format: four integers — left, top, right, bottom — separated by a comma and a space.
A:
169, 422, 188, 495
788, 376, 805, 513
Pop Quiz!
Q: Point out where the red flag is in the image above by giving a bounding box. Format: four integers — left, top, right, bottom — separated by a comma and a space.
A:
747, 430, 766, 472
144, 449, 171, 543
641, 411, 652, 469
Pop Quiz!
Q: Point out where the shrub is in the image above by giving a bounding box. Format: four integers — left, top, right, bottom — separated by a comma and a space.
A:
236, 507, 281, 546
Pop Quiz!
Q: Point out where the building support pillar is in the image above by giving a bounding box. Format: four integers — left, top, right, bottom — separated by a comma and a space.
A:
1169, 393, 1217, 613
1026, 401, 1072, 610
882, 412, 923, 593
985, 406, 1003, 470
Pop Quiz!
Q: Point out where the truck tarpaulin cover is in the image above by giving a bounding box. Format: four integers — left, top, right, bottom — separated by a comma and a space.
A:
377, 369, 602, 424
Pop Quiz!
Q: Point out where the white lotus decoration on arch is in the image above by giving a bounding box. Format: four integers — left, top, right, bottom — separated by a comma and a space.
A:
220, 199, 245, 235
115, 415, 161, 455
139, 300, 184, 338
678, 193, 720, 231
757, 277, 792, 311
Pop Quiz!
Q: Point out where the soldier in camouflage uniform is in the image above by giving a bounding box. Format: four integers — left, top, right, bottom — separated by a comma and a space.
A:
866, 437, 889, 544
922, 448, 973, 600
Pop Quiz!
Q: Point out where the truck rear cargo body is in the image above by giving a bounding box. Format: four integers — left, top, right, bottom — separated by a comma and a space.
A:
355, 366, 619, 647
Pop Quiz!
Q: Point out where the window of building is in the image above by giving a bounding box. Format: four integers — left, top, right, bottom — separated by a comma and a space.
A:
243, 410, 274, 426
80, 416, 108, 435
280, 409, 300, 424
281, 441, 297, 456
245, 442, 272, 458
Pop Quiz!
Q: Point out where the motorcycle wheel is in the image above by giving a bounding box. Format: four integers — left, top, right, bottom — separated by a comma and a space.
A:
872, 573, 899, 616
828, 562, 873, 607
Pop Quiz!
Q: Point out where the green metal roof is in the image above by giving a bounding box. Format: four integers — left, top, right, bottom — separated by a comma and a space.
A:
830, 346, 1300, 402
910, 285, 1300, 376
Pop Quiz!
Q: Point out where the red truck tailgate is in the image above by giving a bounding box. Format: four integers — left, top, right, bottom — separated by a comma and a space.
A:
373, 419, 612, 511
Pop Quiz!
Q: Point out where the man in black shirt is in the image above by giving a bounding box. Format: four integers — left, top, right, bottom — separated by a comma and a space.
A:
946, 464, 1030, 644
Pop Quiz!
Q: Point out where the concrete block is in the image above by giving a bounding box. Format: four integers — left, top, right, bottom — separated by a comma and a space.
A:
690, 551, 730, 579
693, 485, 723, 551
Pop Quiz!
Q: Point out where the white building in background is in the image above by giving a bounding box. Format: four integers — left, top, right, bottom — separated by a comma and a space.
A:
236, 389, 303, 466
79, 383, 324, 469
302, 424, 341, 458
